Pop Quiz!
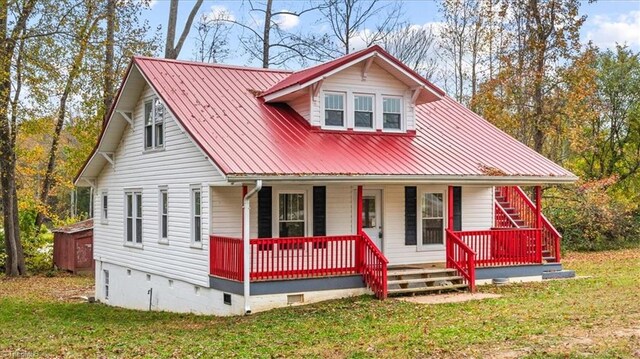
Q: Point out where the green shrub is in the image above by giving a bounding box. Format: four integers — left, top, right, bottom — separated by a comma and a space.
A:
546, 179, 640, 251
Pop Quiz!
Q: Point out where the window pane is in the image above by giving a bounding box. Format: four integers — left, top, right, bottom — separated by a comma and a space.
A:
194, 217, 201, 242
145, 102, 153, 125
155, 123, 163, 147
136, 194, 142, 218
362, 197, 376, 228
145, 126, 153, 148
126, 218, 133, 242
162, 215, 168, 238
154, 99, 165, 121
136, 218, 142, 243
325, 110, 344, 127
355, 112, 373, 128
279, 222, 304, 237
325, 93, 344, 110
194, 191, 201, 216
383, 113, 401, 129
127, 194, 132, 217
383, 97, 401, 113
162, 192, 168, 214
354, 95, 373, 112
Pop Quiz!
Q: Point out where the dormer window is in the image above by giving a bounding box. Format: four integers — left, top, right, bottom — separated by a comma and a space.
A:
144, 97, 165, 150
383, 97, 402, 130
354, 94, 374, 129
324, 92, 345, 127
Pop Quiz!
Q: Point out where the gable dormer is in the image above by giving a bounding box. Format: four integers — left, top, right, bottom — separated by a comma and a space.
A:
261, 45, 444, 134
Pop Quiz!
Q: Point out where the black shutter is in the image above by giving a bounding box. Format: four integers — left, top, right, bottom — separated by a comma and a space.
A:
257, 186, 272, 238
313, 186, 326, 236
405, 186, 417, 245
453, 186, 462, 231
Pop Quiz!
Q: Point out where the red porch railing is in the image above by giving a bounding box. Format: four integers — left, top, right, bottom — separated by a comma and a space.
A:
494, 202, 518, 228
445, 229, 476, 292
210, 235, 243, 281
358, 231, 388, 299
454, 228, 542, 266
210, 233, 388, 299
496, 186, 562, 262
250, 235, 358, 281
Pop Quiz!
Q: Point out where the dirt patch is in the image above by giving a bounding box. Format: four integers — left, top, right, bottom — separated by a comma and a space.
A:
395, 292, 502, 304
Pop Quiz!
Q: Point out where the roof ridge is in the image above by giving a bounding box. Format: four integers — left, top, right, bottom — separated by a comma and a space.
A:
133, 56, 294, 73
288, 46, 375, 75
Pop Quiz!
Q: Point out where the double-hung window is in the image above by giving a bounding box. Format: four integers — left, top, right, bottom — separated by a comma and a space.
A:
101, 191, 108, 224
125, 191, 143, 244
159, 188, 168, 242
383, 96, 402, 130
144, 97, 165, 150
324, 92, 345, 127
354, 94, 374, 129
278, 192, 305, 238
421, 193, 444, 245
192, 187, 202, 244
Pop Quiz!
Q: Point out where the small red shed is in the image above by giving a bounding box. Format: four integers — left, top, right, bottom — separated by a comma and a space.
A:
53, 219, 94, 274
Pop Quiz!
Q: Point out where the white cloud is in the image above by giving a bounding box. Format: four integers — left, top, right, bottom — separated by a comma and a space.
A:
203, 5, 235, 22
274, 10, 300, 30
585, 11, 640, 49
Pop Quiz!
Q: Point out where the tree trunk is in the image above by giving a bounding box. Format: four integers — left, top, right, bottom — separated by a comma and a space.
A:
262, 0, 272, 68
164, 0, 204, 59
103, 0, 115, 122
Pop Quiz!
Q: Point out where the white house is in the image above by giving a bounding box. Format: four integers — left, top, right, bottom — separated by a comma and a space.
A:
75, 46, 577, 316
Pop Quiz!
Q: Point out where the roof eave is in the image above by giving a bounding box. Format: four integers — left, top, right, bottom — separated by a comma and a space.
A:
225, 174, 579, 185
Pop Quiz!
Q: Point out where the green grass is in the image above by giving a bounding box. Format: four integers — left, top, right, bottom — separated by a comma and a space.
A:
1, 249, 640, 358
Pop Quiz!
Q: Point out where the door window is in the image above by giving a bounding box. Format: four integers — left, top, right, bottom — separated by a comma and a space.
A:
421, 193, 444, 245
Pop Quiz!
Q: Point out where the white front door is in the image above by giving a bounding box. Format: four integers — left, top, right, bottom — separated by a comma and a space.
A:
362, 190, 383, 250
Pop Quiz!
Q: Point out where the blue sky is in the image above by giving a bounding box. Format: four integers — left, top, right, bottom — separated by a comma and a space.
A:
142, 0, 640, 68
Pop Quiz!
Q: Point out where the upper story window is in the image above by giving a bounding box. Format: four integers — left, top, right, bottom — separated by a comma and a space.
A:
144, 98, 165, 150
383, 97, 402, 130
354, 94, 374, 129
324, 92, 345, 127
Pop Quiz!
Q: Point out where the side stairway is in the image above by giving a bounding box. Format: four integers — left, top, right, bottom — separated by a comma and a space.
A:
387, 266, 469, 296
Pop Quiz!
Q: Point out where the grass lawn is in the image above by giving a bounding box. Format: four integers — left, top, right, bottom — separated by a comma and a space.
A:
1, 250, 640, 358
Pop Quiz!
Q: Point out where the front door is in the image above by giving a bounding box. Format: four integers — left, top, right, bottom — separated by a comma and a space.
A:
362, 190, 383, 250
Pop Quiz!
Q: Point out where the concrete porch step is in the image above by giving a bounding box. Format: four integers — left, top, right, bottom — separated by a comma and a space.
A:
388, 283, 468, 295
388, 276, 463, 286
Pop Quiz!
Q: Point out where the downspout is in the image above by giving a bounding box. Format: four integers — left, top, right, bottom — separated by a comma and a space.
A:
243, 180, 262, 315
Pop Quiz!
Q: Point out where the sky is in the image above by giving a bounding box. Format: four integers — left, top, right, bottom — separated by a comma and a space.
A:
140, 0, 640, 68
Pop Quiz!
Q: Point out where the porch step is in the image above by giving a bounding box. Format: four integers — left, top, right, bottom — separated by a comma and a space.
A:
387, 268, 457, 277
388, 283, 468, 295
388, 276, 463, 286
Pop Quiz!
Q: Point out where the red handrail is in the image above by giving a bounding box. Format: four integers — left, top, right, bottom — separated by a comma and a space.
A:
494, 201, 518, 228
454, 228, 542, 266
445, 229, 476, 292
496, 186, 562, 262
358, 231, 388, 299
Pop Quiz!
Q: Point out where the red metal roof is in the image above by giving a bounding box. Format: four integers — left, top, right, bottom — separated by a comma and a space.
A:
125, 55, 574, 181
261, 45, 445, 98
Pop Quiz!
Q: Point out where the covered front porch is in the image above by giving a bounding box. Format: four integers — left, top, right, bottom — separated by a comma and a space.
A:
208, 183, 561, 306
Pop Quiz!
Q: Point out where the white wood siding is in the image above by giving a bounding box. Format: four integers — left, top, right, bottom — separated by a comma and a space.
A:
94, 84, 224, 287
310, 62, 416, 131
288, 92, 311, 123
461, 186, 494, 230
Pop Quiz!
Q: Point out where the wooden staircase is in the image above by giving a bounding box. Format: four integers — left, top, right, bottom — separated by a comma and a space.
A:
387, 266, 469, 296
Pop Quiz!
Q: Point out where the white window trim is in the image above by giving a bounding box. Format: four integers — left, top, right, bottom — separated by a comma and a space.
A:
143, 97, 166, 152
101, 190, 108, 225
382, 95, 404, 132
159, 187, 169, 244
417, 189, 446, 252
124, 189, 143, 248
191, 185, 203, 248
274, 189, 309, 238
353, 93, 375, 131
321, 91, 347, 130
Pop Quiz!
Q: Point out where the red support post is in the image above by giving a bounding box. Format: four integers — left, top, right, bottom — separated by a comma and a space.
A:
447, 186, 454, 231
356, 185, 363, 271
357, 185, 363, 234
535, 185, 543, 263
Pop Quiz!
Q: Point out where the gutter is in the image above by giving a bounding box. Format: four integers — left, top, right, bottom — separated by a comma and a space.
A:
242, 180, 262, 315
226, 174, 579, 185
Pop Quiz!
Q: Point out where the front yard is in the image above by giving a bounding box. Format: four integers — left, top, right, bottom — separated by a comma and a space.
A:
1, 249, 639, 358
